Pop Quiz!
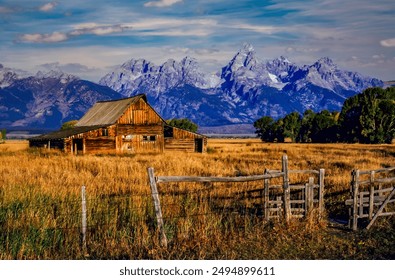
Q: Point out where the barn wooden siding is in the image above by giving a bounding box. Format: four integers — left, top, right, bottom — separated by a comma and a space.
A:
63, 126, 116, 154
116, 98, 165, 153
164, 126, 207, 153
117, 98, 163, 125
117, 123, 164, 153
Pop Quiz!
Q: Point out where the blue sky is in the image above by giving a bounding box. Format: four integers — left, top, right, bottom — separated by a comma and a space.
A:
1, 0, 394, 81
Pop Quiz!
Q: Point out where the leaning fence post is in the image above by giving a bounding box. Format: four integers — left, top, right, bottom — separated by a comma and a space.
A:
366, 187, 395, 230
81, 185, 87, 252
282, 154, 291, 222
147, 167, 168, 248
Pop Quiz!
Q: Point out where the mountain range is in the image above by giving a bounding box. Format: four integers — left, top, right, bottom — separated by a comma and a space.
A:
0, 44, 385, 134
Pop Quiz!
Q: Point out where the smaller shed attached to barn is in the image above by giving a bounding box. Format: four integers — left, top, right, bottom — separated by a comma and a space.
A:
29, 94, 207, 154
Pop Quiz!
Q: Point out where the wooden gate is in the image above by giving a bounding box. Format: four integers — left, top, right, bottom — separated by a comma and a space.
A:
346, 167, 395, 230
147, 155, 325, 247
263, 168, 325, 221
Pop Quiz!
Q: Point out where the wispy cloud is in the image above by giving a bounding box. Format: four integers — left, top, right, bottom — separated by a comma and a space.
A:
144, 0, 183, 8
380, 38, 395, 47
39, 2, 58, 12
70, 23, 130, 36
38, 62, 98, 75
235, 23, 279, 34
17, 16, 219, 43
129, 18, 217, 37
20, 32, 68, 43
0, 2, 58, 14
19, 23, 133, 43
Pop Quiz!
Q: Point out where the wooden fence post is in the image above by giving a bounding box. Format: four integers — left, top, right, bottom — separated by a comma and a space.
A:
369, 171, 375, 221
306, 177, 314, 213
282, 154, 291, 222
81, 185, 87, 253
352, 170, 360, 231
319, 169, 325, 219
147, 167, 168, 248
264, 169, 270, 221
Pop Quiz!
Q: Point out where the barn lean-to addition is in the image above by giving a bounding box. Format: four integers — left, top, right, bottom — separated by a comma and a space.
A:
29, 94, 207, 154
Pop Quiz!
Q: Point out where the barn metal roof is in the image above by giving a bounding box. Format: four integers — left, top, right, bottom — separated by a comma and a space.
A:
75, 94, 147, 127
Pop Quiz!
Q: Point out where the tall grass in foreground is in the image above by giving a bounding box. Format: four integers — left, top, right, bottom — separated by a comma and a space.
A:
0, 139, 394, 259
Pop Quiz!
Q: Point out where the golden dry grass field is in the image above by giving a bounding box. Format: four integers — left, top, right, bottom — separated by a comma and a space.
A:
0, 139, 394, 259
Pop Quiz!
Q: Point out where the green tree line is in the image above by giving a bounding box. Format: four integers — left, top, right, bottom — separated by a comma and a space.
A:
254, 87, 395, 144
167, 118, 198, 133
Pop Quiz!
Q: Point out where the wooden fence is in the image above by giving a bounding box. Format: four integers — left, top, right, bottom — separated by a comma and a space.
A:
148, 154, 325, 247
346, 167, 395, 230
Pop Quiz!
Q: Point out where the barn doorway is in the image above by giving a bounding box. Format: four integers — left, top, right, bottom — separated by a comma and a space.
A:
72, 139, 84, 155
195, 138, 203, 153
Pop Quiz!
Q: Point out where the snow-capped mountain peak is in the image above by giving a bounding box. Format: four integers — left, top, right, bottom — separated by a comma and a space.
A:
295, 57, 383, 93
0, 64, 23, 88
225, 43, 260, 73
312, 57, 337, 74
266, 56, 298, 82
99, 56, 220, 96
35, 70, 79, 83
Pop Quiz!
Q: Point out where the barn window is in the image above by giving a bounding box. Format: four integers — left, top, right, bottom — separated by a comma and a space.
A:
143, 135, 156, 141
102, 129, 108, 136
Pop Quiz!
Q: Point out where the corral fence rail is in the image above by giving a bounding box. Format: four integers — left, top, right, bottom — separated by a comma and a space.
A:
148, 154, 325, 247
345, 167, 395, 230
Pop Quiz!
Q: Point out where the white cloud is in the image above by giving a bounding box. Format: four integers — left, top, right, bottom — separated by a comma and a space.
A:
372, 54, 385, 59
70, 24, 130, 36
130, 18, 217, 29
121, 18, 217, 37
19, 24, 132, 43
38, 62, 98, 75
18, 17, 218, 44
39, 2, 58, 12
144, 0, 183, 8
235, 23, 279, 34
20, 32, 68, 43
380, 38, 395, 47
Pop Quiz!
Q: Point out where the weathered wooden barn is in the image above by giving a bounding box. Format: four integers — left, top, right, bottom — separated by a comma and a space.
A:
29, 94, 207, 154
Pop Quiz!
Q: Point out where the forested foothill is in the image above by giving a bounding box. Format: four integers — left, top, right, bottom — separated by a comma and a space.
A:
254, 87, 395, 144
